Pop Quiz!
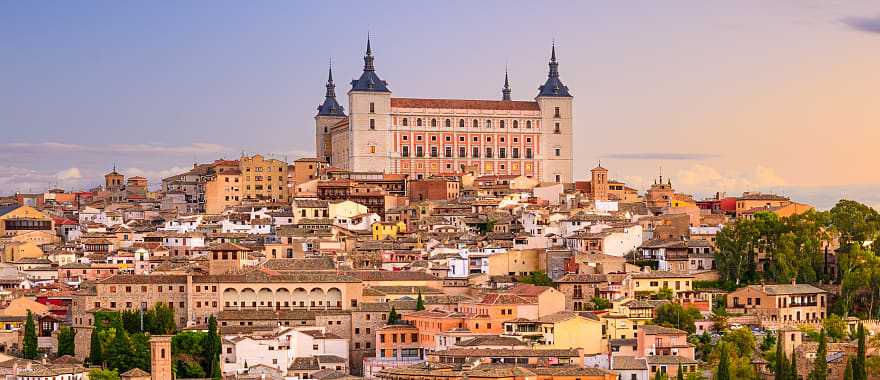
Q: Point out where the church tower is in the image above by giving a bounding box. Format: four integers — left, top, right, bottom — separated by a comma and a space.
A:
536, 42, 574, 184
315, 63, 346, 164
348, 36, 392, 172
590, 162, 609, 201
149, 335, 172, 380
502, 69, 512, 101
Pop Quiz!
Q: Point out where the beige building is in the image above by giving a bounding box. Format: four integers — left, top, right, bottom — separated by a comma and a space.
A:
240, 154, 289, 202
726, 281, 828, 322
316, 39, 574, 183
204, 169, 242, 214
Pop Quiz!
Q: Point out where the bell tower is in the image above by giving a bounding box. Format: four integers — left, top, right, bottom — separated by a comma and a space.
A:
590, 162, 609, 201
536, 42, 574, 184
150, 335, 173, 380
348, 36, 392, 173
315, 62, 346, 164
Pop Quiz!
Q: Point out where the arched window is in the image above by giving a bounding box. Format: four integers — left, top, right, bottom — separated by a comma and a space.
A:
500, 120, 505, 128
402, 118, 408, 126
445, 119, 451, 128
459, 119, 465, 128
472, 119, 478, 128
416, 118, 422, 126
486, 120, 492, 128
526, 121, 532, 128
513, 120, 519, 128
431, 118, 437, 127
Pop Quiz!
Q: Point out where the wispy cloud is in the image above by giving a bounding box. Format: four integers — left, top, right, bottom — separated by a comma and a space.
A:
674, 164, 788, 194
602, 153, 719, 161
0, 142, 228, 156
0, 166, 92, 193
841, 15, 880, 34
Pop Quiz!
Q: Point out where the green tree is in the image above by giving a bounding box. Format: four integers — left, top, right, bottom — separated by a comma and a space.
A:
144, 303, 176, 335
121, 310, 141, 334
844, 358, 854, 380
822, 314, 849, 342
654, 370, 669, 380
722, 327, 756, 359
809, 329, 827, 380
716, 343, 731, 380
653, 303, 701, 334
57, 326, 76, 357
176, 360, 207, 378
676, 364, 685, 380
89, 326, 104, 365
415, 291, 425, 311
518, 271, 552, 286
206, 316, 221, 380
855, 323, 867, 380
830, 200, 879, 250
775, 331, 789, 380
761, 330, 777, 353
388, 307, 400, 324
23, 310, 38, 359
106, 326, 132, 371
656, 286, 673, 300
590, 296, 611, 310
88, 368, 120, 380
790, 353, 798, 380
715, 218, 760, 285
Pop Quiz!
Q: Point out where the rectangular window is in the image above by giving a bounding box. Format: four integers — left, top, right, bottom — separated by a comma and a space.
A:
472, 147, 479, 158
555, 148, 561, 157
370, 102, 375, 113
526, 148, 533, 159
401, 145, 409, 157
485, 147, 493, 158
444, 147, 452, 158
369, 119, 375, 129
430, 146, 438, 157
416, 146, 424, 157
499, 148, 506, 158
459, 147, 466, 158
512, 148, 520, 158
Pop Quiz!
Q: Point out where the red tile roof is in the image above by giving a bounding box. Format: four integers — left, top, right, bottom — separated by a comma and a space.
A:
391, 98, 540, 111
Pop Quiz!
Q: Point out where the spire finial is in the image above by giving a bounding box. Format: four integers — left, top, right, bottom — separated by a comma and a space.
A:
327, 58, 334, 83
547, 41, 559, 79
551, 39, 557, 62
363, 33, 375, 72
502, 66, 512, 101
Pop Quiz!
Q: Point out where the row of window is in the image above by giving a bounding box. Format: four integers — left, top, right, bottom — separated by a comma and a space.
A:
401, 146, 536, 159
402, 134, 534, 143
399, 117, 539, 129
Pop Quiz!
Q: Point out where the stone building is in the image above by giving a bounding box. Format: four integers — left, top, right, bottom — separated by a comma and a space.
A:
316, 38, 574, 183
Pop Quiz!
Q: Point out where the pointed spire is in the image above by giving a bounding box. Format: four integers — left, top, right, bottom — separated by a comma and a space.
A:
363, 34, 375, 72
537, 41, 571, 97
325, 60, 336, 98
317, 58, 345, 116
502, 67, 512, 101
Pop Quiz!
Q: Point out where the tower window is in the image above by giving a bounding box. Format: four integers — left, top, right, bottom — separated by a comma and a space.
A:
554, 107, 560, 117
555, 175, 561, 183
526, 121, 532, 128
555, 148, 561, 157
431, 118, 437, 127
445, 119, 451, 128
459, 119, 465, 128
555, 123, 561, 133
417, 118, 422, 126
370, 102, 375, 113
500, 120, 505, 128
370, 145, 376, 154
402, 118, 408, 126
486, 120, 492, 128
513, 120, 519, 128
370, 119, 376, 129
472, 119, 478, 128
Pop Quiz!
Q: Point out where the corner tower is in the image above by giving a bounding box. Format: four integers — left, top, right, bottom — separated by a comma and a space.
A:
315, 63, 346, 164
347, 36, 392, 173
536, 42, 574, 183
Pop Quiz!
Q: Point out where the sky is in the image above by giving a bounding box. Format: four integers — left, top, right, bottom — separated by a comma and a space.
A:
1, 1, 879, 209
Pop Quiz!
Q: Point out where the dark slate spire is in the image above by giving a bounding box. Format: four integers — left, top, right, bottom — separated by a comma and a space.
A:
317, 61, 346, 116
502, 68, 512, 101
351, 35, 390, 92
537, 42, 572, 97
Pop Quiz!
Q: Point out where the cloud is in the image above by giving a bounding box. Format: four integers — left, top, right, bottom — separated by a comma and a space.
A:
842, 15, 880, 34
0, 142, 228, 156
55, 167, 83, 180
123, 166, 190, 183
674, 164, 788, 194
602, 153, 719, 161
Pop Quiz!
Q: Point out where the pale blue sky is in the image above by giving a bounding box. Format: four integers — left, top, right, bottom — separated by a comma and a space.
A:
2, 1, 879, 208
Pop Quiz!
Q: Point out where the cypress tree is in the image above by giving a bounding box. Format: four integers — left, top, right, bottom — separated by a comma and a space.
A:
855, 323, 867, 380
22, 310, 38, 359
89, 327, 103, 366
415, 291, 425, 311
809, 329, 827, 380
676, 364, 684, 380
206, 316, 221, 380
388, 307, 400, 324
844, 358, 854, 380
717, 344, 731, 380
57, 326, 76, 357
790, 352, 799, 380
776, 332, 790, 380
